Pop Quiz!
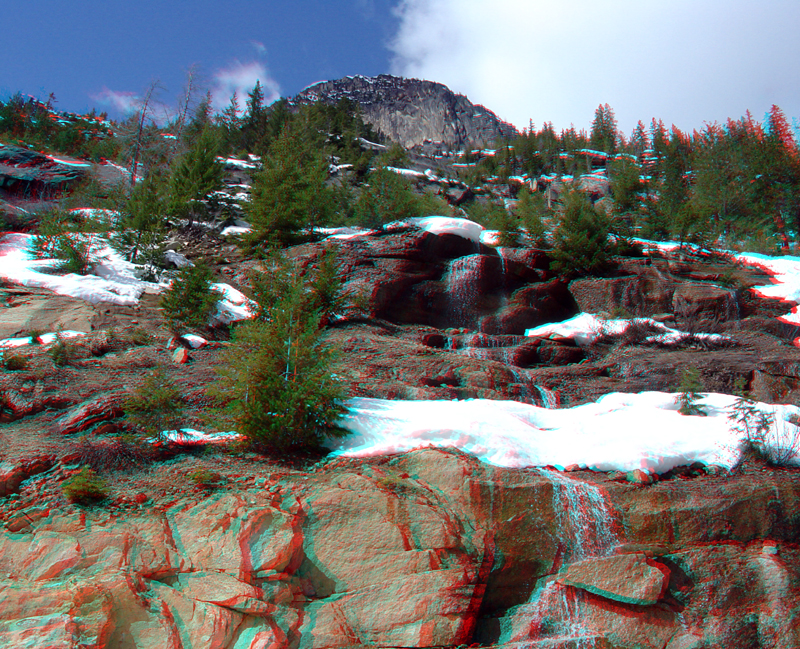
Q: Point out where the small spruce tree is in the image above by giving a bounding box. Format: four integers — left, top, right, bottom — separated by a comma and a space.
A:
246, 125, 334, 247
210, 256, 348, 452
160, 261, 222, 331
515, 188, 549, 247
676, 367, 707, 416
111, 175, 168, 278
550, 189, 613, 276
168, 127, 224, 225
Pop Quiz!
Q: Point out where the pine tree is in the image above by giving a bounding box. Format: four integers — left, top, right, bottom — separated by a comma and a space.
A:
210, 259, 348, 452
676, 367, 706, 416
245, 125, 335, 248
550, 189, 613, 275
354, 168, 422, 228
590, 104, 618, 155
630, 120, 650, 158
160, 261, 222, 332
168, 127, 224, 225
515, 188, 549, 247
111, 175, 168, 277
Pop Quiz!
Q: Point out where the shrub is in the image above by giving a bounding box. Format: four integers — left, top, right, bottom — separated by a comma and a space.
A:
210, 261, 348, 453
676, 366, 706, 416
245, 125, 335, 247
353, 168, 425, 229
514, 188, 549, 248
62, 467, 108, 504
68, 434, 155, 472
49, 334, 74, 366
110, 175, 168, 278
27, 329, 43, 345
188, 468, 222, 487
727, 378, 800, 467
3, 353, 27, 371
123, 367, 185, 438
129, 327, 153, 346
33, 208, 98, 275
160, 261, 222, 332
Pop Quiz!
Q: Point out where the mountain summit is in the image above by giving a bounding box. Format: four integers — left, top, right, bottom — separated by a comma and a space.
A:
293, 74, 519, 149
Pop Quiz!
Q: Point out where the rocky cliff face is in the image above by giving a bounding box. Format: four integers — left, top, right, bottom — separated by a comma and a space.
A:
292, 75, 519, 149
1, 448, 799, 648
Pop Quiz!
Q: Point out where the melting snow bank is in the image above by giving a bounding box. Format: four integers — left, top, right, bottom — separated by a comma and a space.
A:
401, 216, 484, 243
526, 313, 728, 346
0, 233, 159, 305
162, 393, 800, 473
0, 233, 255, 323
159, 429, 240, 445
329, 394, 800, 473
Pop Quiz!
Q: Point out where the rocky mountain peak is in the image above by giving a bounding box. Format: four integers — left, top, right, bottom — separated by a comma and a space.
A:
292, 74, 519, 149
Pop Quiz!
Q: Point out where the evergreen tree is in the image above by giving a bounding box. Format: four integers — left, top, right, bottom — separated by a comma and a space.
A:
160, 261, 222, 331
676, 367, 706, 416
590, 103, 618, 154
210, 258, 348, 452
245, 124, 335, 247
630, 120, 650, 158
550, 188, 613, 275
353, 168, 423, 228
168, 127, 224, 225
111, 175, 168, 277
515, 188, 549, 247
610, 157, 642, 216
183, 91, 214, 143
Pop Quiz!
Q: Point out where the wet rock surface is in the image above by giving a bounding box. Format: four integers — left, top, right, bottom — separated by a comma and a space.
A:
0, 449, 797, 648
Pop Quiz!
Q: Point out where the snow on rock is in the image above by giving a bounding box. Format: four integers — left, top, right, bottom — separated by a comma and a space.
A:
329, 393, 800, 473
216, 157, 259, 170
384, 166, 427, 180
403, 216, 484, 244
220, 225, 251, 237
181, 334, 207, 349
736, 252, 800, 324
0, 234, 160, 306
317, 226, 371, 240
638, 238, 800, 331
525, 313, 728, 346
160, 429, 240, 445
480, 230, 500, 246
0, 331, 86, 348
211, 283, 257, 324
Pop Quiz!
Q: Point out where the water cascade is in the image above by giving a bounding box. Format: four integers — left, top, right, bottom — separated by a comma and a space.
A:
501, 471, 622, 647
445, 254, 483, 328
535, 385, 560, 409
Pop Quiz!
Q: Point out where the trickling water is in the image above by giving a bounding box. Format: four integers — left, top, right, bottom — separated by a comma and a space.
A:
445, 254, 483, 328
535, 385, 559, 409
538, 468, 620, 562
502, 471, 622, 647
497, 246, 508, 280
507, 580, 596, 647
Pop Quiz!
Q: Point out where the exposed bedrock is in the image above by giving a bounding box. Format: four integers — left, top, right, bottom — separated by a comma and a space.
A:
1, 449, 799, 648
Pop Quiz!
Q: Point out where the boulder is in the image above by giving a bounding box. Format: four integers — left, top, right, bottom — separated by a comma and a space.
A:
556, 553, 669, 605
0, 456, 55, 497
48, 394, 125, 436
672, 283, 739, 327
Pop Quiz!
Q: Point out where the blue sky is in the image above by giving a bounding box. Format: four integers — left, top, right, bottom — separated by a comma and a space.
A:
3, 1, 800, 136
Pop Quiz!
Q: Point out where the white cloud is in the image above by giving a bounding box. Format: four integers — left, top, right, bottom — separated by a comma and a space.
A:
210, 60, 281, 114
389, 0, 800, 136
90, 87, 142, 115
